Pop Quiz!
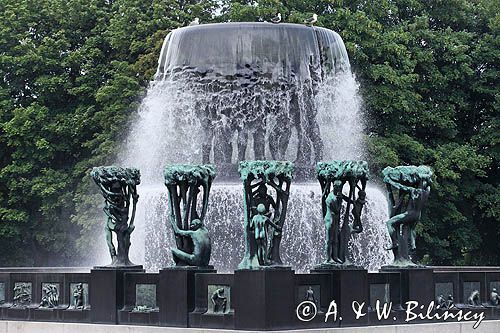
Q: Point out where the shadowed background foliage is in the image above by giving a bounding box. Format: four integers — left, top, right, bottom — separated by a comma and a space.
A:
0, 0, 497, 267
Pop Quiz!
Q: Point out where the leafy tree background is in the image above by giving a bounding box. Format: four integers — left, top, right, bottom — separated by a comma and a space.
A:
0, 0, 497, 266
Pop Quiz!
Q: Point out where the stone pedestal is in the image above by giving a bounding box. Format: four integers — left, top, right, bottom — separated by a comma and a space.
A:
233, 268, 295, 330
90, 266, 143, 324
381, 267, 433, 307
189, 273, 234, 329
158, 266, 215, 327
311, 268, 368, 327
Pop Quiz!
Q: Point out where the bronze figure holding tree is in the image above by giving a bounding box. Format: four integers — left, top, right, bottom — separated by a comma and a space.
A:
316, 161, 368, 268
91, 166, 140, 267
238, 160, 293, 269
164, 164, 216, 267
382, 165, 432, 267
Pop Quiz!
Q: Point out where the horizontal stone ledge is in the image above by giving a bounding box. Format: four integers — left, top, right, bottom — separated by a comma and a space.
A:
0, 320, 499, 333
0, 267, 91, 273
0, 266, 499, 274
430, 266, 500, 273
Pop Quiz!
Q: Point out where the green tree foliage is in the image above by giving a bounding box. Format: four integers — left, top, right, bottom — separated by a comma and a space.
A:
0, 0, 497, 266
0, 0, 221, 265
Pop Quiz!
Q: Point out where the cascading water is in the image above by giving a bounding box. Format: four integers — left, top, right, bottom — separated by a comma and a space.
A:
112, 22, 392, 272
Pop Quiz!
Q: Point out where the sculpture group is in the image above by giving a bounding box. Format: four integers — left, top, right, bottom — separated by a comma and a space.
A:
91, 166, 141, 267
238, 160, 293, 269
40, 284, 59, 308
163, 164, 215, 267
316, 161, 368, 268
92, 161, 432, 269
382, 165, 432, 266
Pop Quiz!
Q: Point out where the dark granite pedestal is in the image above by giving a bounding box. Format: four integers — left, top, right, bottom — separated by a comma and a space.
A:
33, 307, 64, 321
6, 272, 37, 320
90, 265, 144, 324
233, 268, 295, 330
62, 308, 91, 322
189, 273, 234, 329
61, 272, 91, 323
117, 271, 159, 325
381, 266, 434, 308
311, 266, 368, 327
158, 266, 215, 327
6, 306, 36, 320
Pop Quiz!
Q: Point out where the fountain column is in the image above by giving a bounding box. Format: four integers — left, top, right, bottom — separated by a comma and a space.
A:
234, 160, 295, 330
89, 166, 144, 324
159, 164, 217, 327
380, 165, 434, 309
311, 161, 370, 326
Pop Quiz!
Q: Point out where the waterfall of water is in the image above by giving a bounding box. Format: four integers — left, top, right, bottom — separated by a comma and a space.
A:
104, 23, 392, 272
128, 184, 390, 273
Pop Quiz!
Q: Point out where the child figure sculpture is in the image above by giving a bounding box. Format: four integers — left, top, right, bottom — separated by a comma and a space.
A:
238, 160, 293, 269
251, 204, 282, 266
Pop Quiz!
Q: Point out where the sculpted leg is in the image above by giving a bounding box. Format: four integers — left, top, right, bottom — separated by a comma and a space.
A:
331, 222, 340, 263
201, 113, 214, 164
237, 126, 248, 161
202, 134, 213, 164
171, 248, 196, 266
257, 240, 265, 265
253, 126, 266, 160
308, 117, 323, 163
352, 217, 363, 233
409, 223, 417, 251
325, 224, 334, 263
104, 223, 116, 257
386, 216, 400, 248
123, 226, 134, 262
386, 212, 409, 252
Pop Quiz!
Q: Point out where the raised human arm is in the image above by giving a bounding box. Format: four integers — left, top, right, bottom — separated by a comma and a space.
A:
98, 183, 122, 198
394, 194, 405, 210
342, 194, 354, 204
169, 217, 190, 236
266, 180, 288, 197
128, 184, 139, 229
266, 218, 282, 231
103, 206, 117, 222
385, 177, 414, 193
249, 216, 256, 230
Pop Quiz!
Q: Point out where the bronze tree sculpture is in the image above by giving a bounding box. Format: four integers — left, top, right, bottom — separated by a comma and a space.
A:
316, 161, 368, 267
382, 165, 432, 266
91, 166, 140, 267
164, 164, 216, 267
238, 160, 293, 269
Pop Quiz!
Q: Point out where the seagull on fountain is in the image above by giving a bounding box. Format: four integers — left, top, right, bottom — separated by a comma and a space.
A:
189, 17, 200, 26
304, 13, 318, 26
271, 13, 282, 24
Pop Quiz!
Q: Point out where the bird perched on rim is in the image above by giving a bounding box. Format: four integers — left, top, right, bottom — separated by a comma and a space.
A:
304, 13, 318, 26
189, 17, 200, 26
271, 13, 282, 24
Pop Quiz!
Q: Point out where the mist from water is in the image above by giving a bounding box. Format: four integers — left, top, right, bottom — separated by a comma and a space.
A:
129, 183, 390, 273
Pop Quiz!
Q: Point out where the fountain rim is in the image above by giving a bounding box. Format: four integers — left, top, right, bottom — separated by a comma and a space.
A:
156, 21, 349, 79
171, 21, 341, 35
